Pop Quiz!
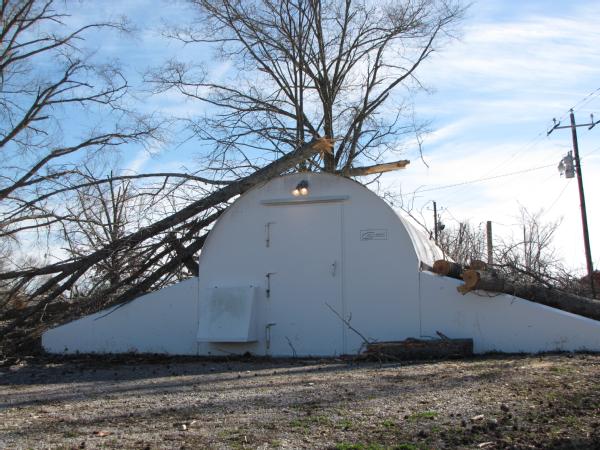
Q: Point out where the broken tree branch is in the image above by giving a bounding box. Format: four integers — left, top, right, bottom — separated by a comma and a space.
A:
0, 138, 331, 347
1, 137, 331, 282
432, 260, 463, 279
340, 160, 410, 177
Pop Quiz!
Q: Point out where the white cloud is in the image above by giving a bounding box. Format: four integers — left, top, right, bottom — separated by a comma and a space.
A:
125, 149, 151, 173
383, 1, 600, 272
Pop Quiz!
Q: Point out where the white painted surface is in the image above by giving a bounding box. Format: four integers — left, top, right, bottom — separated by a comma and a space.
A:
42, 173, 600, 356
419, 271, 600, 353
42, 278, 199, 354
194, 173, 424, 356
198, 286, 258, 342
265, 202, 343, 355
400, 215, 446, 267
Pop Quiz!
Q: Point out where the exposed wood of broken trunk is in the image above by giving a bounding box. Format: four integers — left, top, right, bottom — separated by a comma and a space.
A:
431, 259, 488, 278
458, 269, 600, 322
432, 260, 463, 278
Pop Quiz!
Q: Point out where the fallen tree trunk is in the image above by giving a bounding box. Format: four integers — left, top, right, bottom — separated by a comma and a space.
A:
431, 259, 488, 279
0, 138, 333, 338
432, 260, 463, 279
0, 138, 332, 282
1, 138, 415, 355
167, 233, 199, 277
469, 259, 488, 271
457, 269, 504, 294
457, 269, 600, 322
365, 338, 473, 360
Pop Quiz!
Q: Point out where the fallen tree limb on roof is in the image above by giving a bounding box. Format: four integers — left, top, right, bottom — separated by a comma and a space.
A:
0, 138, 333, 348
338, 159, 410, 177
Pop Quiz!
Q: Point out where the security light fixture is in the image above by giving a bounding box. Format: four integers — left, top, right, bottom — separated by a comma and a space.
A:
292, 180, 309, 196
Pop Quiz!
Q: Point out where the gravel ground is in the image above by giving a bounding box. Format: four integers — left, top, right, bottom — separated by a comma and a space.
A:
1, 353, 599, 449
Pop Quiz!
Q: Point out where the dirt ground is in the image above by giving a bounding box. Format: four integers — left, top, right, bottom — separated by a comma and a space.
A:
1, 353, 599, 449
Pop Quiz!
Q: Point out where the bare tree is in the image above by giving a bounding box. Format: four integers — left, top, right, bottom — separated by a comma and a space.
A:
0, 1, 170, 353
437, 208, 587, 295
60, 176, 147, 295
0, 0, 160, 244
495, 208, 563, 283
438, 221, 486, 266
151, 0, 464, 174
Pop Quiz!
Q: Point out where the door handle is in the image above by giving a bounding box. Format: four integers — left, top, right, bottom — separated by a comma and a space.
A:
330, 261, 337, 277
266, 272, 276, 298
265, 222, 275, 247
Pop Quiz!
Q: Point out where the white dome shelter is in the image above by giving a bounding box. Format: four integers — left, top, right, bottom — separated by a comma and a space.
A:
43, 172, 600, 356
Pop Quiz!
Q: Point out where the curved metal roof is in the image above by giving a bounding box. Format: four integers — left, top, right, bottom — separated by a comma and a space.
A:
396, 213, 446, 267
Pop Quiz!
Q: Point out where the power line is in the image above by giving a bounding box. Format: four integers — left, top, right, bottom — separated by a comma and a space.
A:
434, 133, 549, 205
490, 87, 600, 176
405, 163, 555, 197
581, 145, 600, 159
405, 144, 599, 211
570, 87, 600, 113
402, 92, 600, 226
544, 181, 571, 215
483, 87, 600, 181
418, 88, 600, 206
424, 124, 600, 207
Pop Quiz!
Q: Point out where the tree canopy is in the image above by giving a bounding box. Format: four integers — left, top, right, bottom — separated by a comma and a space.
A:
152, 0, 464, 173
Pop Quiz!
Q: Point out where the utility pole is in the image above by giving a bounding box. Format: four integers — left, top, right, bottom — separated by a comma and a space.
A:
523, 225, 528, 271
548, 109, 599, 297
432, 201, 445, 245
433, 201, 438, 244
486, 221, 493, 265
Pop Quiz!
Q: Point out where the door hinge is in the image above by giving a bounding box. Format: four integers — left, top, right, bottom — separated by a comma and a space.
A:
265, 323, 276, 350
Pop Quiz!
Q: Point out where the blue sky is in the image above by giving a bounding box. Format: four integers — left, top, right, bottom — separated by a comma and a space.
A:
67, 0, 600, 273
384, 0, 600, 273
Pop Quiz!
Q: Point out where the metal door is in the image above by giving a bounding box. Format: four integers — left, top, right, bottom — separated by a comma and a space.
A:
264, 202, 344, 356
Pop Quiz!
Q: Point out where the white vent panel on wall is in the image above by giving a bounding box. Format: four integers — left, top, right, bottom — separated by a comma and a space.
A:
197, 286, 258, 342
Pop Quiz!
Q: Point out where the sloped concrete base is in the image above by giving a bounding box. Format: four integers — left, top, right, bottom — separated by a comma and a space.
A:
42, 273, 600, 356
419, 271, 600, 353
42, 278, 199, 355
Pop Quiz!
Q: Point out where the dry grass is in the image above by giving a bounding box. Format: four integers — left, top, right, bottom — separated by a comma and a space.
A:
1, 353, 599, 449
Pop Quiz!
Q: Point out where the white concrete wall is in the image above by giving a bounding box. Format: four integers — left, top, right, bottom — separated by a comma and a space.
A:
340, 186, 421, 354
419, 271, 600, 353
195, 172, 423, 356
42, 173, 600, 357
42, 278, 199, 354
